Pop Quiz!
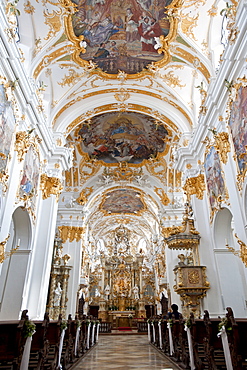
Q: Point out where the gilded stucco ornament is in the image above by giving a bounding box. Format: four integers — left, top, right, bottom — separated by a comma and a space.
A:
98, 163, 146, 183
213, 132, 231, 165
227, 234, 247, 268
0, 235, 19, 264
183, 174, 205, 200
76, 187, 94, 205
180, 12, 198, 41
14, 131, 41, 162
44, 8, 63, 41
40, 173, 63, 200
58, 225, 85, 243
196, 82, 207, 115
154, 187, 170, 206
220, 1, 239, 45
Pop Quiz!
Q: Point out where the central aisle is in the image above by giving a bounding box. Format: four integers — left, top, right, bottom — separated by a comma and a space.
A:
72, 334, 180, 369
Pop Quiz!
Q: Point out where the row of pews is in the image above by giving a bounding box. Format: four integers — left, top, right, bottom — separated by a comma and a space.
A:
0, 310, 99, 370
149, 307, 247, 370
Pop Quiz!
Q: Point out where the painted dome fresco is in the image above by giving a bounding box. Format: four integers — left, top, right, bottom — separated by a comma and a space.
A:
76, 111, 169, 164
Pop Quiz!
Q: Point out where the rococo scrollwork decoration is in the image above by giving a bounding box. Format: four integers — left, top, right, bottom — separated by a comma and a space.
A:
213, 132, 231, 165
154, 186, 170, 206
226, 234, 247, 268
0, 235, 20, 264
58, 225, 85, 243
14, 131, 31, 162
61, 0, 182, 79
76, 186, 94, 205
40, 174, 63, 201
183, 173, 205, 201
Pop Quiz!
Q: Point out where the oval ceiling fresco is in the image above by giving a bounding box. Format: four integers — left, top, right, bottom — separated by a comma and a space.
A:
66, 0, 177, 75
76, 111, 169, 164
100, 188, 145, 214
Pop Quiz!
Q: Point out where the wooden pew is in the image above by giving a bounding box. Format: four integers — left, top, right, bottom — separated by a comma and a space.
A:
0, 310, 29, 370
28, 313, 50, 369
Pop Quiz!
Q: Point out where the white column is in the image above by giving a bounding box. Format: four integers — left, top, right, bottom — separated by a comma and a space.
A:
25, 194, 59, 319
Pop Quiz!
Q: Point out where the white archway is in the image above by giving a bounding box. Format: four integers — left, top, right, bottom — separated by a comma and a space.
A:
0, 207, 32, 319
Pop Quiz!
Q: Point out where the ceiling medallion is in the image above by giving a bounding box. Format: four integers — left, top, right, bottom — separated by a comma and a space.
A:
63, 0, 182, 78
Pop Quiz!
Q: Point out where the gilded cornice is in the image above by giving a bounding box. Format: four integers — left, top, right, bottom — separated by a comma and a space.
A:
40, 173, 63, 200
53, 89, 192, 128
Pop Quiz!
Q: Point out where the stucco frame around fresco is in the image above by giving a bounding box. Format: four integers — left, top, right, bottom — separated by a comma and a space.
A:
63, 0, 182, 78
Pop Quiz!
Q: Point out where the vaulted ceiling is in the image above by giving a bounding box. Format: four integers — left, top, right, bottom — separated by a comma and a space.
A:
13, 0, 227, 263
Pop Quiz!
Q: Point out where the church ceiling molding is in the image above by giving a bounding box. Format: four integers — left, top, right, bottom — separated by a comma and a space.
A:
52, 87, 193, 129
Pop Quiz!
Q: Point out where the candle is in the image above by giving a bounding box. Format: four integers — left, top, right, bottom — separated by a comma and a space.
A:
17, 238, 20, 246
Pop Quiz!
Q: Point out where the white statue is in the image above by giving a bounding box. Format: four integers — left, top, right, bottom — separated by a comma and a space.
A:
95, 287, 101, 297
54, 282, 62, 307
104, 284, 110, 298
133, 285, 139, 300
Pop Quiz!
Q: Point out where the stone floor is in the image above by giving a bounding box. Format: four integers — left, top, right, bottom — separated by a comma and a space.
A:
72, 334, 180, 369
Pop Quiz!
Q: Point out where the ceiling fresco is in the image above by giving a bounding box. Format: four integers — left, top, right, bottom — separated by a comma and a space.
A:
68, 0, 175, 74
76, 112, 169, 164
100, 188, 145, 214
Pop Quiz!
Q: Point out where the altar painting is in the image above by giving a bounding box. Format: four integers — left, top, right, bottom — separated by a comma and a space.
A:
204, 146, 226, 210
77, 112, 168, 164
19, 145, 40, 212
101, 188, 144, 213
228, 85, 247, 175
0, 84, 15, 176
71, 0, 173, 74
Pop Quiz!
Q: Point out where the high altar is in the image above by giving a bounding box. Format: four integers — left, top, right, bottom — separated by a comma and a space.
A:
81, 224, 160, 321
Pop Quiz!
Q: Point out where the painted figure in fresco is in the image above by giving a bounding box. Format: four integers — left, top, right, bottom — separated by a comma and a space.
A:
71, 0, 173, 74
204, 147, 225, 209
126, 8, 140, 42
109, 41, 119, 57
138, 16, 162, 53
78, 112, 168, 164
229, 86, 247, 173
94, 42, 110, 59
